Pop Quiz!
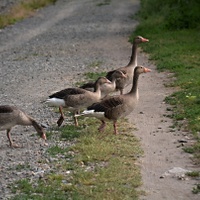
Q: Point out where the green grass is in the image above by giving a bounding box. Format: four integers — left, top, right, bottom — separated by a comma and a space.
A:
0, 0, 57, 28
84, 71, 107, 81
133, 0, 200, 163
11, 118, 143, 200
96, 0, 111, 6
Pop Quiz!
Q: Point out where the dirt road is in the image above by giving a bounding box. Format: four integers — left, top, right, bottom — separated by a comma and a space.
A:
0, 0, 199, 199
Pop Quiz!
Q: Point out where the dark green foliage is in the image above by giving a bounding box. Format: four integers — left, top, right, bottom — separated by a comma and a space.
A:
139, 0, 200, 30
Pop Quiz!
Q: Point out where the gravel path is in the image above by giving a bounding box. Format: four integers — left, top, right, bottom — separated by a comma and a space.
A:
0, 0, 199, 199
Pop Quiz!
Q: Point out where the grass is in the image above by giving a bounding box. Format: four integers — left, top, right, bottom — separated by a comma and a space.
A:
96, 0, 111, 7
132, 0, 200, 164
11, 118, 143, 200
0, 0, 57, 29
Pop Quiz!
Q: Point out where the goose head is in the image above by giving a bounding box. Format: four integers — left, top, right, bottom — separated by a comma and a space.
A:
111, 70, 127, 81
134, 65, 151, 75
134, 36, 149, 44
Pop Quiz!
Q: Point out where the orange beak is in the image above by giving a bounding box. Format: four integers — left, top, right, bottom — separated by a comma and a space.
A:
144, 67, 151, 73
122, 73, 127, 78
142, 37, 149, 42
106, 79, 112, 84
42, 133, 47, 140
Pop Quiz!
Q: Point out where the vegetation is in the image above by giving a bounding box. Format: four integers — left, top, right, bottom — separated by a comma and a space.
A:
0, 0, 57, 28
11, 118, 143, 199
132, 0, 200, 164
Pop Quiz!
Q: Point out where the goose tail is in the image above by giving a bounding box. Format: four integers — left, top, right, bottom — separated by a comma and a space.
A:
75, 110, 95, 117
45, 98, 65, 107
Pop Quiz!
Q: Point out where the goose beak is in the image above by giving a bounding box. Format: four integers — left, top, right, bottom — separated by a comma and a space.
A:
142, 38, 149, 42
144, 67, 151, 73
122, 73, 127, 78
106, 79, 112, 84
42, 133, 47, 140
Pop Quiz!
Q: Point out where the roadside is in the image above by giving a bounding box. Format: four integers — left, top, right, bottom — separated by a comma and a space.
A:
0, 0, 199, 199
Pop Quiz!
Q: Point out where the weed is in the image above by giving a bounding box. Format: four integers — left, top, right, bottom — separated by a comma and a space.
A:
84, 71, 107, 81
47, 145, 69, 156
186, 171, 200, 178
192, 184, 200, 194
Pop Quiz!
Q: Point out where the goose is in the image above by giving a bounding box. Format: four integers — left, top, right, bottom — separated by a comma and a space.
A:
106, 36, 149, 94
0, 105, 46, 148
76, 66, 151, 134
80, 70, 127, 98
46, 77, 111, 127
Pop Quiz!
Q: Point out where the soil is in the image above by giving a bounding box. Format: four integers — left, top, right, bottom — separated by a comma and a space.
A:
0, 0, 199, 199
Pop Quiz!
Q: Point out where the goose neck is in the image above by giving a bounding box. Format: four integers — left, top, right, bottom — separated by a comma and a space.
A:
129, 72, 139, 95
127, 43, 137, 66
31, 119, 45, 137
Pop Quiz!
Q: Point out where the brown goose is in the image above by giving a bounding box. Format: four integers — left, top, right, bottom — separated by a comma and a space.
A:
46, 77, 111, 127
76, 66, 151, 134
106, 36, 149, 94
80, 70, 127, 98
0, 105, 46, 147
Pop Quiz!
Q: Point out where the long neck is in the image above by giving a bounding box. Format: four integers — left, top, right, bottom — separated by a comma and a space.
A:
93, 83, 101, 97
127, 43, 137, 66
31, 119, 44, 137
129, 72, 139, 95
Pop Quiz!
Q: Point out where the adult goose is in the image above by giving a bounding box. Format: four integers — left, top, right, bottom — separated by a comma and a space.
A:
46, 77, 111, 127
80, 70, 127, 98
76, 66, 151, 134
106, 36, 149, 94
0, 105, 46, 148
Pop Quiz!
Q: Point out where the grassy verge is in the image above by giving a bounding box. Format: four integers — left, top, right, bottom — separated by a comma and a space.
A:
0, 0, 57, 28
11, 118, 143, 200
131, 0, 200, 179
11, 68, 143, 199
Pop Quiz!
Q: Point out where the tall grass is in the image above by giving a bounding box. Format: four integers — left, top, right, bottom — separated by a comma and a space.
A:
132, 0, 200, 163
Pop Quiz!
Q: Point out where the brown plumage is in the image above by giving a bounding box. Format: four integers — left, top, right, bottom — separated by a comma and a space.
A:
0, 105, 46, 147
106, 36, 149, 94
80, 70, 127, 98
46, 77, 111, 127
76, 66, 151, 134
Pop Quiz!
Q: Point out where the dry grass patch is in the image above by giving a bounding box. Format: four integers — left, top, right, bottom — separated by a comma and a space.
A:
0, 0, 57, 28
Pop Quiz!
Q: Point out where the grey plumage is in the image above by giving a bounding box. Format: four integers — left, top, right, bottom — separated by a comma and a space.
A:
0, 105, 46, 147
106, 36, 149, 94
77, 66, 151, 134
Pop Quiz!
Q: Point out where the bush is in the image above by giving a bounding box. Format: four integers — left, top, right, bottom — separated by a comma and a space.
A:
139, 0, 200, 30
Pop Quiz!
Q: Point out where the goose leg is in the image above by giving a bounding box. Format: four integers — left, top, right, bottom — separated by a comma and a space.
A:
113, 121, 118, 135
57, 106, 65, 127
120, 89, 123, 95
73, 112, 79, 127
7, 129, 13, 147
98, 120, 106, 132
6, 129, 20, 148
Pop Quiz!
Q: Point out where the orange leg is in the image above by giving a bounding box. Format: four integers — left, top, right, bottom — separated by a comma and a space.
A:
7, 129, 20, 148
98, 120, 106, 132
113, 121, 118, 135
7, 129, 13, 147
57, 106, 65, 127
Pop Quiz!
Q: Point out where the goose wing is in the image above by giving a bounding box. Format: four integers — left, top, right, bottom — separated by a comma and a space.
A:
49, 87, 86, 99
88, 96, 125, 120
